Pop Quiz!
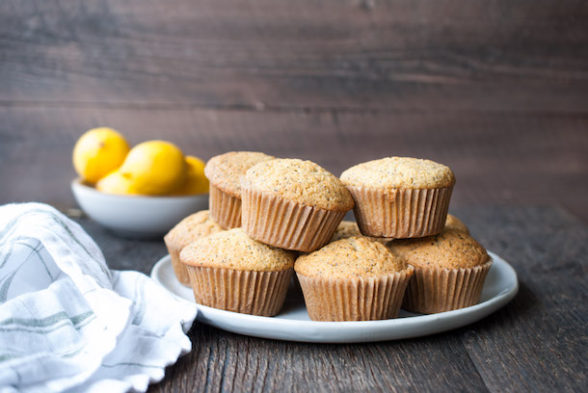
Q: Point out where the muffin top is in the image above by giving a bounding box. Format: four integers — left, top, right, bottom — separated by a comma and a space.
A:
295, 236, 408, 279
388, 229, 489, 269
445, 214, 469, 234
164, 210, 223, 249
242, 158, 354, 211
329, 221, 389, 244
204, 151, 274, 196
330, 221, 362, 242
340, 157, 455, 189
180, 228, 295, 271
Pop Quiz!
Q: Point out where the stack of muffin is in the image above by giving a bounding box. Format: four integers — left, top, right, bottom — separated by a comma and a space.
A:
164, 152, 492, 321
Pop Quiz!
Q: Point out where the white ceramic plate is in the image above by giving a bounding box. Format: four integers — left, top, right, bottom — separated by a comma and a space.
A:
150, 251, 518, 343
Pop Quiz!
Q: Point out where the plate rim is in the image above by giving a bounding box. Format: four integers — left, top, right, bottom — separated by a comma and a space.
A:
150, 250, 518, 342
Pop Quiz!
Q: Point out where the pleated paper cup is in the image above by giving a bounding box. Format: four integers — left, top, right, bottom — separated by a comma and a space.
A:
209, 184, 242, 229
241, 188, 346, 252
186, 266, 293, 316
163, 234, 191, 286
296, 267, 414, 321
346, 185, 454, 238
402, 261, 492, 314
164, 242, 191, 286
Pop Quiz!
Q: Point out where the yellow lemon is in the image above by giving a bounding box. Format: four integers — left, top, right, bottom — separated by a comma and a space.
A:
95, 170, 136, 195
73, 127, 130, 184
175, 155, 209, 195
118, 140, 186, 195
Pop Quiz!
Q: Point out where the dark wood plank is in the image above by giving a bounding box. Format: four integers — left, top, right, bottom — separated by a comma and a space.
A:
460, 207, 588, 393
73, 206, 588, 392
2, 0, 587, 220
157, 326, 489, 393
2, 1, 588, 391
1, 0, 588, 112
1, 106, 587, 221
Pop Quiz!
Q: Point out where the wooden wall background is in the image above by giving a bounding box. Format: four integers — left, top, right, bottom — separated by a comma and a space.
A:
1, 0, 587, 220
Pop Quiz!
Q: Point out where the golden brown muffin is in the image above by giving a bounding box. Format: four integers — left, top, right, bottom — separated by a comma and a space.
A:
180, 228, 295, 316
445, 214, 469, 234
341, 157, 455, 189
340, 157, 455, 238
243, 159, 354, 210
241, 159, 354, 252
204, 152, 274, 229
295, 236, 414, 321
163, 210, 223, 286
388, 229, 491, 314
329, 220, 362, 242
329, 220, 389, 244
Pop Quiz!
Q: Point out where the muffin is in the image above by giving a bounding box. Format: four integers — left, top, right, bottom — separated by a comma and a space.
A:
180, 228, 295, 316
389, 229, 491, 314
295, 236, 414, 321
241, 159, 354, 252
204, 151, 274, 229
340, 157, 455, 238
163, 210, 223, 286
445, 214, 469, 234
330, 220, 389, 244
330, 221, 362, 242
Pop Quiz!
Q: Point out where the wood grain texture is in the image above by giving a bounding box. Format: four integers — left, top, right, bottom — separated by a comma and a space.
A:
1, 106, 587, 220
460, 207, 588, 393
75, 207, 588, 393
1, 0, 587, 219
2, 0, 588, 391
1, 0, 588, 112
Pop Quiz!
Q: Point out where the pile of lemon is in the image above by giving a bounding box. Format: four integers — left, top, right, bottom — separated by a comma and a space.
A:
73, 127, 208, 196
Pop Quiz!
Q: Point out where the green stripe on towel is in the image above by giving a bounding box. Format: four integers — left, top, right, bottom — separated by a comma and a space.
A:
0, 311, 94, 328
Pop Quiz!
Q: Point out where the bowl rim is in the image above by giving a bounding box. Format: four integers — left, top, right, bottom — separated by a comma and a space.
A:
71, 178, 208, 201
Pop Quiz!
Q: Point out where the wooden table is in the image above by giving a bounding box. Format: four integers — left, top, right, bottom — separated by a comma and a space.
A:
74, 206, 586, 393
1, 1, 587, 392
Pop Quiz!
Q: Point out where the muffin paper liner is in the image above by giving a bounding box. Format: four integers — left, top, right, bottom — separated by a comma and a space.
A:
241, 188, 346, 252
296, 267, 414, 321
186, 266, 293, 316
209, 184, 242, 229
346, 185, 453, 238
164, 242, 191, 286
402, 261, 492, 314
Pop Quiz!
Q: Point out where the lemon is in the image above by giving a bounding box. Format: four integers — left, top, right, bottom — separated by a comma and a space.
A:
73, 127, 130, 184
175, 155, 209, 195
95, 170, 135, 195
118, 140, 186, 195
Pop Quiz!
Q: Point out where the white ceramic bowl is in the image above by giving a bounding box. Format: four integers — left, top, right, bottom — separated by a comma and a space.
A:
71, 179, 209, 238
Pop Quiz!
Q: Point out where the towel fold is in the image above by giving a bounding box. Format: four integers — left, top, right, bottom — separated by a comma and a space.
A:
0, 203, 196, 393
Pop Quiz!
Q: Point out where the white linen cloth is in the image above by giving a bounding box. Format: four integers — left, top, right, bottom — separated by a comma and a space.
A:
0, 203, 197, 393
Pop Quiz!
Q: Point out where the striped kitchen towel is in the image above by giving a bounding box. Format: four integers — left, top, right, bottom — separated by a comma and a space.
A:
0, 203, 197, 393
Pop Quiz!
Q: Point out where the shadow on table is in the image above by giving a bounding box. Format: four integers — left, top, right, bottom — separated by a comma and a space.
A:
385, 279, 537, 346
186, 280, 536, 350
